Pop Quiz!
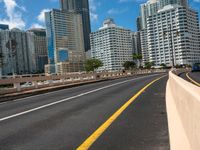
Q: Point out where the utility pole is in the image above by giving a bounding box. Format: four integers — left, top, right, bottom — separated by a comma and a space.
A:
163, 24, 178, 68
169, 24, 175, 67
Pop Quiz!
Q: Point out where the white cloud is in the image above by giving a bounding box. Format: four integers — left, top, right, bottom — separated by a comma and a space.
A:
107, 8, 128, 15
194, 0, 200, 2
90, 12, 98, 21
0, 0, 26, 29
29, 8, 50, 29
89, 0, 99, 22
30, 23, 44, 29
37, 9, 50, 23
118, 0, 145, 3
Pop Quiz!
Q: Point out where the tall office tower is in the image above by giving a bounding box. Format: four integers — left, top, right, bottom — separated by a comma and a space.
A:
0, 28, 37, 76
147, 5, 200, 66
45, 9, 85, 74
90, 19, 133, 71
60, 0, 91, 52
27, 28, 48, 73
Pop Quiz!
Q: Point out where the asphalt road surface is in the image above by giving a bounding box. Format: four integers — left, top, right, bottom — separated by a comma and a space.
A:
179, 72, 200, 86
0, 74, 169, 150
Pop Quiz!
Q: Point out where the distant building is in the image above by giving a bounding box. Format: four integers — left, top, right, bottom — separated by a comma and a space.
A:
136, 17, 142, 31
140, 0, 159, 30
159, 0, 188, 9
60, 0, 91, 52
0, 24, 9, 30
140, 29, 149, 63
45, 9, 85, 74
0, 28, 36, 76
138, 0, 200, 66
27, 28, 48, 73
131, 32, 141, 55
139, 0, 159, 65
147, 5, 200, 66
90, 18, 133, 71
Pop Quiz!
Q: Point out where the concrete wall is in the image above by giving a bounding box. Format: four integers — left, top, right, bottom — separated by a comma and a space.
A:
166, 71, 200, 150
0, 69, 167, 95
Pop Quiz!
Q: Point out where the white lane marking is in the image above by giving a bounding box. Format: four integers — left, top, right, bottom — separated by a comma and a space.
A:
0, 102, 7, 105
0, 74, 162, 122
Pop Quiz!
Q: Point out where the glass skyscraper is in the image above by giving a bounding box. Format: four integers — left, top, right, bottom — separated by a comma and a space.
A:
0, 24, 9, 30
60, 0, 91, 52
45, 9, 85, 74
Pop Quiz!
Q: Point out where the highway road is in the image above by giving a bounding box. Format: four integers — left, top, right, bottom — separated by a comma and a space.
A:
0, 74, 169, 150
179, 72, 200, 86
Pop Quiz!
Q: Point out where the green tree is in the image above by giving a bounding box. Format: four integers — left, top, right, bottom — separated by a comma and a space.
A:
85, 58, 103, 72
133, 53, 142, 67
144, 62, 155, 69
160, 63, 167, 69
123, 61, 136, 70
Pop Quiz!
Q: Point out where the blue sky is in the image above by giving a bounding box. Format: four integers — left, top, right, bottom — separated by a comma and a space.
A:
0, 0, 199, 32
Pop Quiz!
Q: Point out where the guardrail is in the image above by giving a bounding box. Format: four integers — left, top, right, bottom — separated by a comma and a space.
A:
166, 71, 200, 150
0, 69, 166, 95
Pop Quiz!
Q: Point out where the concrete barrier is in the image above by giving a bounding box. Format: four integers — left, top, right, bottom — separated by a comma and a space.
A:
166, 71, 200, 150
0, 69, 167, 95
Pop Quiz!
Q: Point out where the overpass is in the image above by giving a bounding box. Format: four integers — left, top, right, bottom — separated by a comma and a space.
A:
0, 69, 199, 150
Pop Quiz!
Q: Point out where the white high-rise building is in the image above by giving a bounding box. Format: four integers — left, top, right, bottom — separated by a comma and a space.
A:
139, 0, 200, 66
90, 18, 133, 71
140, 0, 159, 29
147, 5, 200, 66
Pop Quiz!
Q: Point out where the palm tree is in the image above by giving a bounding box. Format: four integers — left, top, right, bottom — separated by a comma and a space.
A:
133, 53, 142, 68
123, 61, 136, 70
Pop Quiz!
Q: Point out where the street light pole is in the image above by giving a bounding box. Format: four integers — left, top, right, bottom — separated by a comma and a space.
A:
163, 24, 176, 67
169, 24, 175, 67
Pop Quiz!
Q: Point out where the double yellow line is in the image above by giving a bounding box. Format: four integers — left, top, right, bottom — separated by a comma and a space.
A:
186, 73, 200, 87
77, 75, 165, 150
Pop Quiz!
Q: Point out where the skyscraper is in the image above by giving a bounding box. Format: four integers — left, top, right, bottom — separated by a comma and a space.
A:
27, 28, 48, 73
147, 5, 200, 66
0, 24, 9, 30
90, 19, 133, 71
0, 28, 37, 76
45, 9, 85, 74
159, 0, 188, 9
60, 0, 91, 52
138, 0, 200, 66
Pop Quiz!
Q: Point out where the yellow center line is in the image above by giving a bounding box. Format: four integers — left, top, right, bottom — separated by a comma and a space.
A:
186, 73, 200, 87
76, 75, 166, 150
